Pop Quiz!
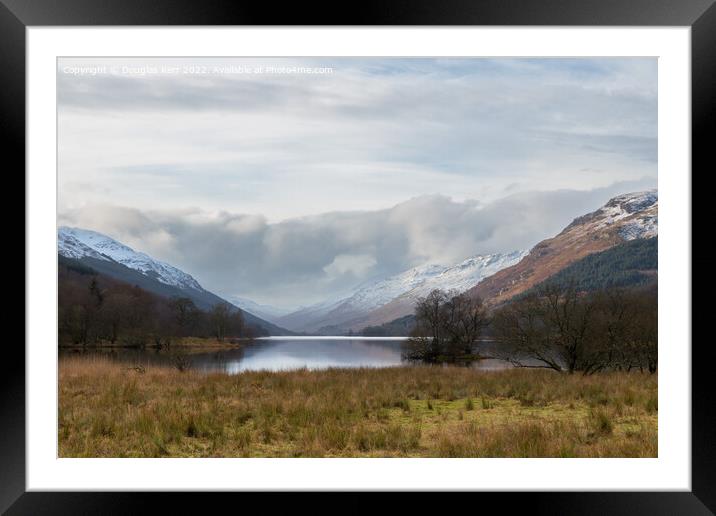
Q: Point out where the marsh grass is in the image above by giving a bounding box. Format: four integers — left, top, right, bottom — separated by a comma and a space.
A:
59, 356, 657, 458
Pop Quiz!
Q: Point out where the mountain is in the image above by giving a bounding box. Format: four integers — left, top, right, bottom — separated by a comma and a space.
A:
270, 296, 348, 333
57, 227, 292, 336
358, 315, 417, 337
531, 236, 657, 293
229, 296, 292, 324
59, 227, 203, 290
466, 190, 658, 305
57, 189, 657, 337
276, 250, 527, 334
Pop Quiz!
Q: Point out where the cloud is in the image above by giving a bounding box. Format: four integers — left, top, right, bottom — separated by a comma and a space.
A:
324, 254, 378, 279
57, 57, 657, 222
59, 179, 656, 307
57, 57, 658, 306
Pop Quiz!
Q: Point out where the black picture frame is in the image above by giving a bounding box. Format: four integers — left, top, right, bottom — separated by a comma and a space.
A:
4, 0, 711, 512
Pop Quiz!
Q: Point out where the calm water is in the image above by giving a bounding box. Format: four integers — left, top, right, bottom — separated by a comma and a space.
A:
60, 337, 514, 374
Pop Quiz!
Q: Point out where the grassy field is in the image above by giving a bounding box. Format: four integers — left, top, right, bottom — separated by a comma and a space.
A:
59, 356, 657, 458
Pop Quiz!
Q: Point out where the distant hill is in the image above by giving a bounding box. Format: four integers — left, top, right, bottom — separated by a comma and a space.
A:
229, 296, 292, 324
530, 237, 657, 293
352, 315, 416, 337
58, 227, 292, 336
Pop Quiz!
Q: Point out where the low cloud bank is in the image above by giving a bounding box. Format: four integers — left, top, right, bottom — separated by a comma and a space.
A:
59, 180, 655, 307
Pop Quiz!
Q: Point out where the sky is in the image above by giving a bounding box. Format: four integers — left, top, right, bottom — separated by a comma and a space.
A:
57, 57, 657, 308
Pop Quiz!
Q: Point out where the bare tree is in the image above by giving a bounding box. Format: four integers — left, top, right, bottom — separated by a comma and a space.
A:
492, 293, 564, 372
583, 286, 658, 373
493, 282, 657, 375
99, 291, 133, 344
404, 290, 449, 361
170, 297, 200, 336
443, 294, 489, 356
229, 309, 246, 340
625, 286, 657, 373
58, 261, 263, 347
416, 290, 449, 343
542, 283, 599, 374
590, 289, 635, 371
404, 289, 489, 363
493, 283, 600, 374
210, 303, 232, 341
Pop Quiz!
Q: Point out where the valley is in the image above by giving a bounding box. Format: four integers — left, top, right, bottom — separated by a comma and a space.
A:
58, 189, 658, 340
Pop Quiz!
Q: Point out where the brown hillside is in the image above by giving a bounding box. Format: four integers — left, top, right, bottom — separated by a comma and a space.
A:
467, 191, 657, 305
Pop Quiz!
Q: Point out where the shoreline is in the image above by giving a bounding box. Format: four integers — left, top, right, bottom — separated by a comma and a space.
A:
59, 337, 248, 351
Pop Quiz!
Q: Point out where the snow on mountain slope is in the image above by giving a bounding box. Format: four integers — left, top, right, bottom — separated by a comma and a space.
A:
58, 227, 203, 291
468, 189, 658, 306
57, 231, 113, 262
618, 215, 658, 240
398, 250, 529, 302
594, 190, 658, 240
343, 250, 528, 313
321, 191, 658, 332
278, 250, 527, 332
342, 264, 447, 312
566, 189, 658, 240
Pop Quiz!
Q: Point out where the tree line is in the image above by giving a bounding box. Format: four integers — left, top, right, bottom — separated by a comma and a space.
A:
58, 263, 255, 347
404, 282, 657, 374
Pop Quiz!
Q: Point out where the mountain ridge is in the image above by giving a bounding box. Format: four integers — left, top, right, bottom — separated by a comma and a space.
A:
276, 249, 528, 333
57, 227, 292, 336
59, 227, 203, 291
57, 189, 657, 336
466, 189, 658, 305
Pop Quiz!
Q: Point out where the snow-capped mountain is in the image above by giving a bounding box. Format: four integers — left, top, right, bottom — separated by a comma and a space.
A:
275, 250, 527, 333
565, 189, 658, 241
468, 189, 658, 305
57, 226, 292, 335
338, 264, 447, 313
342, 250, 528, 313
58, 227, 203, 291
287, 190, 659, 333
396, 250, 529, 303
602, 190, 658, 240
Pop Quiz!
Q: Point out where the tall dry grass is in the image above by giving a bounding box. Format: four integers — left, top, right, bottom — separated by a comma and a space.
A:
59, 356, 657, 458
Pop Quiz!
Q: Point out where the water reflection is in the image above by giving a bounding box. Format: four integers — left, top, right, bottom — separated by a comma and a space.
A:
60, 337, 515, 374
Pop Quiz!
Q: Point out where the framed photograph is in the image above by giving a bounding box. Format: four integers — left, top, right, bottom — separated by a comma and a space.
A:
7, 0, 711, 511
